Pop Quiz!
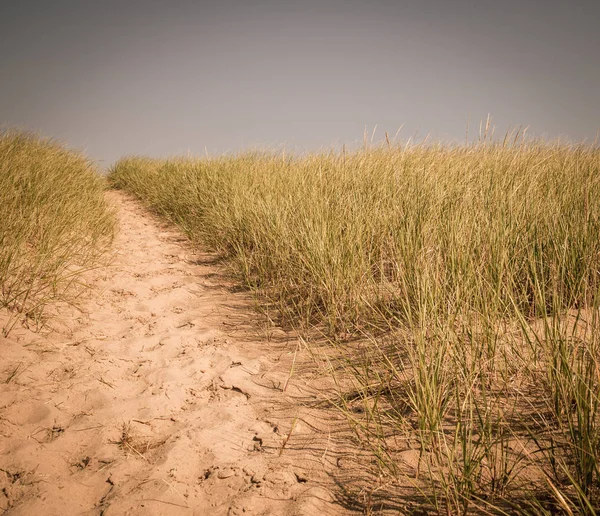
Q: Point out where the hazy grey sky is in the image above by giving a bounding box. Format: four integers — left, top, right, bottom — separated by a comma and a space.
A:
1, 0, 599, 166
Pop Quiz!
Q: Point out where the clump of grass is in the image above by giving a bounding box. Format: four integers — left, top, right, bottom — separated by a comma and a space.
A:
109, 137, 600, 512
0, 131, 116, 334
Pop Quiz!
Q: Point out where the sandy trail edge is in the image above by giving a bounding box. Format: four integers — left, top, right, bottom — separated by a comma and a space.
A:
0, 191, 354, 516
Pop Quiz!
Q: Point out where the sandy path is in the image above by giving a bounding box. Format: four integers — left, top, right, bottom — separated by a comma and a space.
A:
0, 192, 352, 515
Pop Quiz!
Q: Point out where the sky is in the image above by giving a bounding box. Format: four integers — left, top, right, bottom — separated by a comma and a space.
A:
1, 0, 599, 167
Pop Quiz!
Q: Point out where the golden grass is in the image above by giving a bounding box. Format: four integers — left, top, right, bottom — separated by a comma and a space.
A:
0, 131, 116, 334
110, 138, 600, 513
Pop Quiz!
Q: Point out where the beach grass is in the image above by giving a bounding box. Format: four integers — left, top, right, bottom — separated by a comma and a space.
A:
0, 131, 116, 334
109, 137, 600, 513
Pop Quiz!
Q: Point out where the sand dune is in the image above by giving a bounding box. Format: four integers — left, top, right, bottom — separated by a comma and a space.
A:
0, 192, 350, 515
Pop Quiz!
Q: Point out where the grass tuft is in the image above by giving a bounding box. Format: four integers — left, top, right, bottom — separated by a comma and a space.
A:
0, 130, 116, 334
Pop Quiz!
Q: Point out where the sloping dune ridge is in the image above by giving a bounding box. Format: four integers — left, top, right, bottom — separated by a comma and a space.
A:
0, 192, 354, 516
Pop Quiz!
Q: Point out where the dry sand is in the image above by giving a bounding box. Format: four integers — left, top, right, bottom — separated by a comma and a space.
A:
0, 192, 358, 515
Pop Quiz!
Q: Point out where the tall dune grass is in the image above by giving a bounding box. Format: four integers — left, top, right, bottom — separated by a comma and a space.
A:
0, 131, 116, 334
110, 139, 600, 513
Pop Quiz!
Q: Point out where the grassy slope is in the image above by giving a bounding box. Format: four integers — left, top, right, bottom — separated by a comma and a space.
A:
0, 131, 116, 334
110, 142, 600, 513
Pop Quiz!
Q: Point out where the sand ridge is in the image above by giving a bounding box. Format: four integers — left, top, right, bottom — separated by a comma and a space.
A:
0, 192, 349, 515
